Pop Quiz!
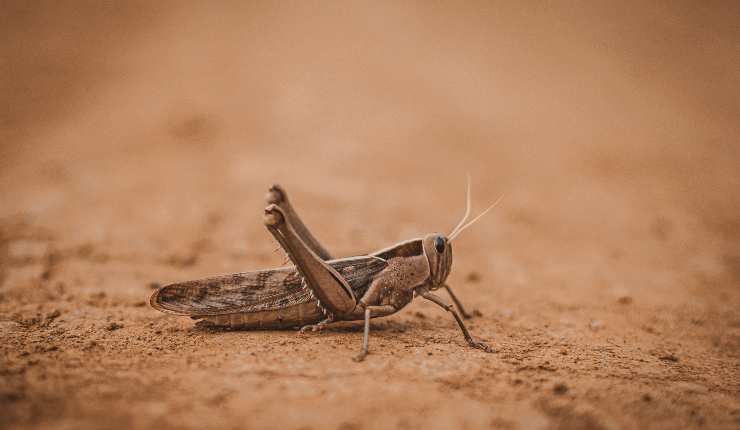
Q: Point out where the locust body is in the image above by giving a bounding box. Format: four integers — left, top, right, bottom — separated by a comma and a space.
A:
150, 183, 498, 360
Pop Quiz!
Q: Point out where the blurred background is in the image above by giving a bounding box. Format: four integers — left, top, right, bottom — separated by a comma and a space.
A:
1, 1, 739, 429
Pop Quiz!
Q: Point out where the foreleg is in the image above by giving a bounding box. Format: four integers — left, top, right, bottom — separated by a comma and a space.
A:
419, 289, 493, 352
444, 284, 474, 319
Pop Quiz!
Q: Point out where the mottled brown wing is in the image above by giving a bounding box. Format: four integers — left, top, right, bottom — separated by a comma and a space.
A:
149, 256, 387, 316
330, 256, 387, 298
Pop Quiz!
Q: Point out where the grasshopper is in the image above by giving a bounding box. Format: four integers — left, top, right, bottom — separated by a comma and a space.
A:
150, 180, 502, 361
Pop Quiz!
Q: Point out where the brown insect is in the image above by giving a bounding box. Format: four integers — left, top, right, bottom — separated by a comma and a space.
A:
150, 180, 502, 361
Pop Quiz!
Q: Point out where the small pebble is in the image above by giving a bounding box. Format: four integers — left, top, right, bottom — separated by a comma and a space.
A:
553, 383, 568, 395
106, 322, 124, 331
466, 272, 481, 283
617, 296, 633, 305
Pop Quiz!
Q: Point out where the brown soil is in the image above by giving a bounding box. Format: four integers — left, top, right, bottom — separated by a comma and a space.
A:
1, 2, 739, 429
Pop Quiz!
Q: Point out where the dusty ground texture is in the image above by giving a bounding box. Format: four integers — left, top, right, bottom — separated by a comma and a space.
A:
1, 2, 739, 429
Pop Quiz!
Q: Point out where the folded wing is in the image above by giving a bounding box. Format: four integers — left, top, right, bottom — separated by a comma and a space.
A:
149, 256, 386, 316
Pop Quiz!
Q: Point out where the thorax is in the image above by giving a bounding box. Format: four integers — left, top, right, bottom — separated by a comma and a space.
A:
376, 254, 429, 308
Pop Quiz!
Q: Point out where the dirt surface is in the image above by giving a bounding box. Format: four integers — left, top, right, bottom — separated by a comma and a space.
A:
1, 2, 739, 429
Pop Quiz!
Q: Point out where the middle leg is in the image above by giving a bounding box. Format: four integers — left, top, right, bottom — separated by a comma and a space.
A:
353, 305, 397, 362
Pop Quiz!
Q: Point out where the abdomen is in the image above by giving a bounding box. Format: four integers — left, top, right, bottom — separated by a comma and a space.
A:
197, 301, 324, 329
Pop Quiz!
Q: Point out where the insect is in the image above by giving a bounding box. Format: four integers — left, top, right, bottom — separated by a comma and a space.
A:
150, 179, 502, 361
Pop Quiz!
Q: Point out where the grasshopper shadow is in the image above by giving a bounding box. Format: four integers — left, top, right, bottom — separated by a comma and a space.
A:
191, 319, 416, 334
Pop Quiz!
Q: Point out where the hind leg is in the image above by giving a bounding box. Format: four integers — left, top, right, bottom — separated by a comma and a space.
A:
264, 204, 356, 318
266, 184, 333, 260
298, 316, 334, 333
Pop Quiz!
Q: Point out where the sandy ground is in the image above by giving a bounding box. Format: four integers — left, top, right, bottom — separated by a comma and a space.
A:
1, 2, 739, 429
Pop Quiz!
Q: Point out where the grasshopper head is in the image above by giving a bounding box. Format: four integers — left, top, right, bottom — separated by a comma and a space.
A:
422, 176, 502, 290
422, 234, 453, 290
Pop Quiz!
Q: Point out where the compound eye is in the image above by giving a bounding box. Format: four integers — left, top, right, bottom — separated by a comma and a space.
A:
434, 236, 445, 253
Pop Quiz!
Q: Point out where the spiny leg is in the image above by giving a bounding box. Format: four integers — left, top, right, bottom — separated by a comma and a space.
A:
444, 284, 474, 319
353, 305, 397, 362
419, 289, 493, 353
265, 184, 332, 260
264, 204, 356, 316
